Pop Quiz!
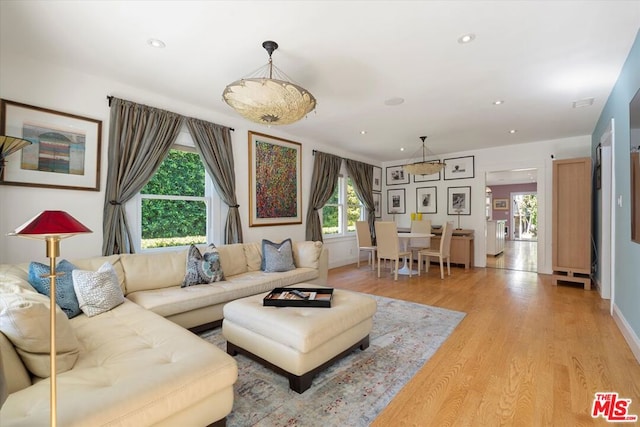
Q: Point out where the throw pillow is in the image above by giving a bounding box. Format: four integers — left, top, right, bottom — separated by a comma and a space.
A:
182, 244, 225, 287
261, 238, 296, 272
28, 259, 81, 318
72, 262, 125, 317
0, 291, 80, 378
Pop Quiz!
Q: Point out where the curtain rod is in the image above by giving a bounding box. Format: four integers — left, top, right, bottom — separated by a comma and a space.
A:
106, 96, 234, 131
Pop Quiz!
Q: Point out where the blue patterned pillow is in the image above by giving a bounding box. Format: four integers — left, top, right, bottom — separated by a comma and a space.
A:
182, 244, 225, 287
28, 259, 81, 318
261, 239, 296, 272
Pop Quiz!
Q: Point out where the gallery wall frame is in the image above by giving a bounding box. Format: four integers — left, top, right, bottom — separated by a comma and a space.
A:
387, 188, 406, 214
0, 99, 102, 191
493, 198, 509, 210
373, 192, 382, 218
447, 186, 471, 215
416, 186, 437, 214
372, 166, 382, 192
386, 165, 409, 185
444, 155, 475, 180
413, 163, 441, 182
248, 131, 302, 226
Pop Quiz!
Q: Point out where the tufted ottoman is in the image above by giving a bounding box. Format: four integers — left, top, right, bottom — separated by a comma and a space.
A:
222, 286, 377, 393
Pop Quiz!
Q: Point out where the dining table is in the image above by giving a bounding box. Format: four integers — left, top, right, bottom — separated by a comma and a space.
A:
396, 231, 434, 275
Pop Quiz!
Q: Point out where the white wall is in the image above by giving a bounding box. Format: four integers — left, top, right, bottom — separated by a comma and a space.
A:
0, 53, 372, 267
380, 136, 591, 274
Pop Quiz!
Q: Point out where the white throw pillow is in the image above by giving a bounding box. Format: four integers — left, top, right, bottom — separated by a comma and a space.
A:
0, 291, 79, 378
72, 262, 124, 317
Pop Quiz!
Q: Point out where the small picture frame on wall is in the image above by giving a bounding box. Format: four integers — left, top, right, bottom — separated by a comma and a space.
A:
386, 165, 409, 185
373, 192, 382, 218
416, 186, 437, 214
493, 198, 509, 210
373, 166, 382, 192
444, 155, 475, 180
447, 186, 471, 215
387, 188, 406, 214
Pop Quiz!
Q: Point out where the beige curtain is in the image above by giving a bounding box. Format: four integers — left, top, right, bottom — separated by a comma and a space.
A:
186, 118, 243, 244
102, 98, 184, 255
305, 151, 342, 241
345, 158, 376, 243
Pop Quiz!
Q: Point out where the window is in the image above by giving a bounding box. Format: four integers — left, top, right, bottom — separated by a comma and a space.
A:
137, 146, 213, 250
322, 175, 364, 237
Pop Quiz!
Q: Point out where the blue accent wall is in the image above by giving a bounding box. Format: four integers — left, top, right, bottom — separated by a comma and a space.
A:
592, 29, 640, 339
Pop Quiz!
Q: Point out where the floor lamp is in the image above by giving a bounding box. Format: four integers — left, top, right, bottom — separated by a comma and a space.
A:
10, 211, 92, 427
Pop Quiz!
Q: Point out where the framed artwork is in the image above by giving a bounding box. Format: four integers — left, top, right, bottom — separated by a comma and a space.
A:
372, 166, 382, 192
416, 186, 437, 214
0, 99, 102, 191
444, 155, 475, 180
248, 131, 302, 226
373, 192, 382, 218
413, 162, 441, 182
387, 188, 406, 214
447, 186, 471, 215
493, 198, 509, 210
386, 165, 409, 185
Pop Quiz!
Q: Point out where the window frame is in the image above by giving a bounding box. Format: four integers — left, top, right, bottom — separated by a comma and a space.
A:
321, 173, 365, 239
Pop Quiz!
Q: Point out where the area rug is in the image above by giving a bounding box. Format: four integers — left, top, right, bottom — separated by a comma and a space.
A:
200, 294, 465, 426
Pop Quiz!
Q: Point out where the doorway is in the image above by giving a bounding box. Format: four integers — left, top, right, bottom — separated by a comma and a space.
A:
511, 192, 538, 241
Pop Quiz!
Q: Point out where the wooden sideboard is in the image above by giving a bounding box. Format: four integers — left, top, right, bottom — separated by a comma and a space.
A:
398, 227, 475, 269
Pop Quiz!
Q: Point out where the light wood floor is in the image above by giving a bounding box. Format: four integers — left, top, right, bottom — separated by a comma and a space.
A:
486, 240, 538, 272
328, 262, 640, 426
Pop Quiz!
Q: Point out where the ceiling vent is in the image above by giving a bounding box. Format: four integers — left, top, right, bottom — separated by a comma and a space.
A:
572, 98, 595, 108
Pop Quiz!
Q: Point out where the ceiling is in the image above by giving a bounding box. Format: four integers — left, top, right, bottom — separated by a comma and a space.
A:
1, 1, 639, 164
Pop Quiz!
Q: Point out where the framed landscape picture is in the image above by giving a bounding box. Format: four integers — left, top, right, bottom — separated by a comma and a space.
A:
493, 198, 509, 210
416, 186, 437, 214
372, 166, 382, 191
387, 188, 406, 214
0, 99, 102, 191
386, 165, 409, 185
248, 131, 302, 226
373, 192, 382, 218
444, 155, 475, 180
447, 186, 471, 215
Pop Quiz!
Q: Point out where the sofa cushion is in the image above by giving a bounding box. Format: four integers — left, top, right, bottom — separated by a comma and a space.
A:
293, 241, 323, 269
71, 255, 125, 293
261, 239, 295, 272
72, 262, 125, 317
217, 243, 248, 276
0, 331, 31, 393
28, 259, 81, 318
120, 251, 187, 293
243, 242, 262, 272
0, 290, 79, 378
182, 244, 225, 287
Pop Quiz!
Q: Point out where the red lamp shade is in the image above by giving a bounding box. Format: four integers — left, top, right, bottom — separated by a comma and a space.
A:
11, 210, 92, 239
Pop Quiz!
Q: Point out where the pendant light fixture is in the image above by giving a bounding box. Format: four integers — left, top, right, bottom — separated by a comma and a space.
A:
402, 136, 446, 176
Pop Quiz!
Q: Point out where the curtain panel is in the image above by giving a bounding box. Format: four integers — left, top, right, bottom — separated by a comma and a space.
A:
186, 118, 243, 244
305, 152, 342, 241
102, 98, 184, 255
345, 158, 376, 243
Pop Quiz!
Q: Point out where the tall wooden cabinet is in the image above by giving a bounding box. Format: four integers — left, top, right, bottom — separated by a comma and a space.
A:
552, 157, 592, 289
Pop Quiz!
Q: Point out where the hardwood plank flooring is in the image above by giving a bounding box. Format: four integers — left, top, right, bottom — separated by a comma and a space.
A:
486, 240, 538, 272
327, 262, 640, 426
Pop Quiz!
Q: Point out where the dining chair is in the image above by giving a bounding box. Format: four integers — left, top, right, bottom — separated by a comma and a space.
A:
408, 219, 432, 268
375, 221, 412, 280
418, 221, 454, 279
355, 221, 376, 270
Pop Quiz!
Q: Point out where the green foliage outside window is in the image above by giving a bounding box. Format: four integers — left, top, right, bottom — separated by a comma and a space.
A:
140, 149, 207, 248
322, 177, 362, 235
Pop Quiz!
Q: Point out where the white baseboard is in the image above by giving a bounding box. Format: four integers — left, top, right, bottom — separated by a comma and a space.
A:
612, 303, 640, 364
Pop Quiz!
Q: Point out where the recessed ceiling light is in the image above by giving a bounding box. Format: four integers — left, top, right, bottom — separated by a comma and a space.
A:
493, 100, 504, 105
457, 33, 476, 44
400, 147, 405, 152
360, 130, 367, 135
147, 38, 166, 48
572, 98, 595, 108
384, 97, 405, 106
509, 129, 518, 134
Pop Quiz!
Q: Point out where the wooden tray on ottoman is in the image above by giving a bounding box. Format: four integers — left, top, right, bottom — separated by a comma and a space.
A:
263, 287, 333, 308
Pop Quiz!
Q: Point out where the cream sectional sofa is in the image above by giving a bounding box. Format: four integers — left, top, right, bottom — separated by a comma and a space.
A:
0, 241, 327, 426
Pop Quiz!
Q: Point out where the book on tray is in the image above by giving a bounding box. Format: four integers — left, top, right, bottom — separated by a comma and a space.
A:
263, 287, 334, 308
